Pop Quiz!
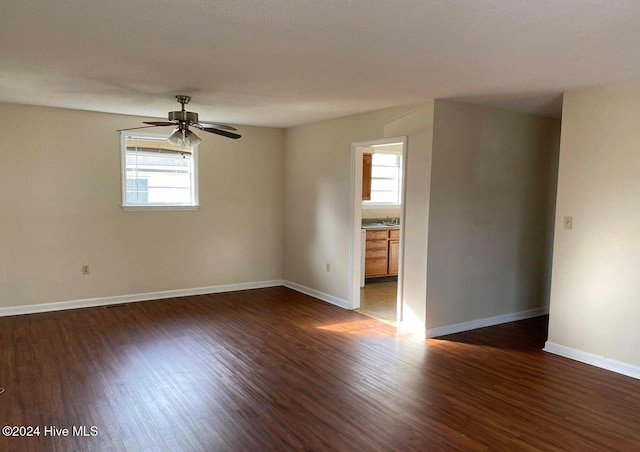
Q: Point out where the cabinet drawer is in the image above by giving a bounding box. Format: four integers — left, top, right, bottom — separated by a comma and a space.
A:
366, 239, 388, 250
365, 258, 387, 277
366, 230, 388, 240
389, 229, 400, 239
365, 248, 387, 259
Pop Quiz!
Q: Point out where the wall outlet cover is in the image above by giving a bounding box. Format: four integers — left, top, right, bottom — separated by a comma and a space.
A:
563, 216, 573, 230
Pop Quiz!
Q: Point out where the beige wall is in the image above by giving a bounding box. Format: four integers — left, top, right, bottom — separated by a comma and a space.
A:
547, 80, 640, 368
0, 103, 285, 308
383, 106, 435, 333
284, 100, 559, 336
2, 97, 562, 341
284, 102, 435, 331
428, 101, 561, 329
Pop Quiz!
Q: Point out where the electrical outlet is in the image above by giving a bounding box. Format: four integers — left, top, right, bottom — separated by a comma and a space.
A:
563, 216, 573, 230
326, 263, 331, 272
82, 264, 90, 275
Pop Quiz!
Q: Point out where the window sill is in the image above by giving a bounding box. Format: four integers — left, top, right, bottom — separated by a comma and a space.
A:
121, 205, 200, 212
362, 203, 401, 209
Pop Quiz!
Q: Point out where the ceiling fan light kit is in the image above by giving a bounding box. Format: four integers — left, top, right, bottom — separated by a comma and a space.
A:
168, 127, 202, 147
117, 95, 241, 142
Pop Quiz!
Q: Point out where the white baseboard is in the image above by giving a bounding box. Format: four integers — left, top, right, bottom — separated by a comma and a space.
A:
0, 280, 284, 317
544, 342, 640, 380
426, 306, 549, 339
398, 319, 427, 339
282, 280, 349, 309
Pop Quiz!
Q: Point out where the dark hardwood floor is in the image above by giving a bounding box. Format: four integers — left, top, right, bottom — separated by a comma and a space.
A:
0, 286, 639, 451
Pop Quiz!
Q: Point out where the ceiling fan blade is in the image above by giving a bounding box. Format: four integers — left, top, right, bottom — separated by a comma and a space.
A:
143, 121, 176, 126
116, 124, 167, 132
117, 96, 242, 140
198, 127, 241, 140
195, 121, 237, 131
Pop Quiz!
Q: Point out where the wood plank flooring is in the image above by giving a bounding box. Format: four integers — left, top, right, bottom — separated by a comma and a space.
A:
359, 281, 397, 323
0, 286, 639, 451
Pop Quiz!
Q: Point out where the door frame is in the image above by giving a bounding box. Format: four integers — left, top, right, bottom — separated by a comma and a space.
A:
349, 136, 408, 324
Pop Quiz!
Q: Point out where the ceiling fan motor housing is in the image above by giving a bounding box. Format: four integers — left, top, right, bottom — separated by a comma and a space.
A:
169, 110, 198, 124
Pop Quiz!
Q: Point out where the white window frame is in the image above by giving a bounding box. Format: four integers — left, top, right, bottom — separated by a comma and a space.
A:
362, 149, 403, 208
120, 131, 199, 211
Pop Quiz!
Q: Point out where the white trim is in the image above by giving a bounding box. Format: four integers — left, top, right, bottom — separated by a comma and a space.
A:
426, 307, 550, 338
120, 130, 199, 209
396, 138, 408, 327
399, 318, 427, 339
349, 142, 363, 310
361, 203, 401, 209
543, 342, 640, 380
121, 205, 200, 211
0, 280, 283, 318
349, 136, 407, 314
282, 280, 349, 309
191, 139, 200, 207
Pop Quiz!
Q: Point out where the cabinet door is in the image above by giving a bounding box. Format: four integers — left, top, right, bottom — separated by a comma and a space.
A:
365, 258, 388, 277
362, 153, 372, 200
388, 240, 399, 275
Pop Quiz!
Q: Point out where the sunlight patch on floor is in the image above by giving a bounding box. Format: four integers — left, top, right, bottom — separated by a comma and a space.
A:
317, 319, 395, 337
355, 309, 397, 326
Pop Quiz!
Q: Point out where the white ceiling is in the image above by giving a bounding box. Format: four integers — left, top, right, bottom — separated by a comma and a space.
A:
1, 0, 639, 128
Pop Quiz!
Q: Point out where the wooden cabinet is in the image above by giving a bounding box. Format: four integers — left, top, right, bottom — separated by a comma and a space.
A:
364, 228, 400, 278
362, 153, 372, 200
365, 230, 388, 277
388, 240, 399, 275
388, 227, 399, 274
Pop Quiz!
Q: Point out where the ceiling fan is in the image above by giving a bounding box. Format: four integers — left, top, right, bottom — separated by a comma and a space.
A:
117, 95, 241, 146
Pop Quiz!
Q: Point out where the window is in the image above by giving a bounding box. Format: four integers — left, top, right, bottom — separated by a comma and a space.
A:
363, 151, 403, 206
121, 132, 199, 210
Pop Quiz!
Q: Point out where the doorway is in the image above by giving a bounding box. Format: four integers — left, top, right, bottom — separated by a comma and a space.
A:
349, 137, 407, 325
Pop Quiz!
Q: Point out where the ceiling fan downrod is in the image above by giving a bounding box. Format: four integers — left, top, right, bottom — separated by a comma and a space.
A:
175, 95, 191, 110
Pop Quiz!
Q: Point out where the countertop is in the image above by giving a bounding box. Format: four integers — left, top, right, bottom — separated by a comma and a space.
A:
361, 223, 400, 230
